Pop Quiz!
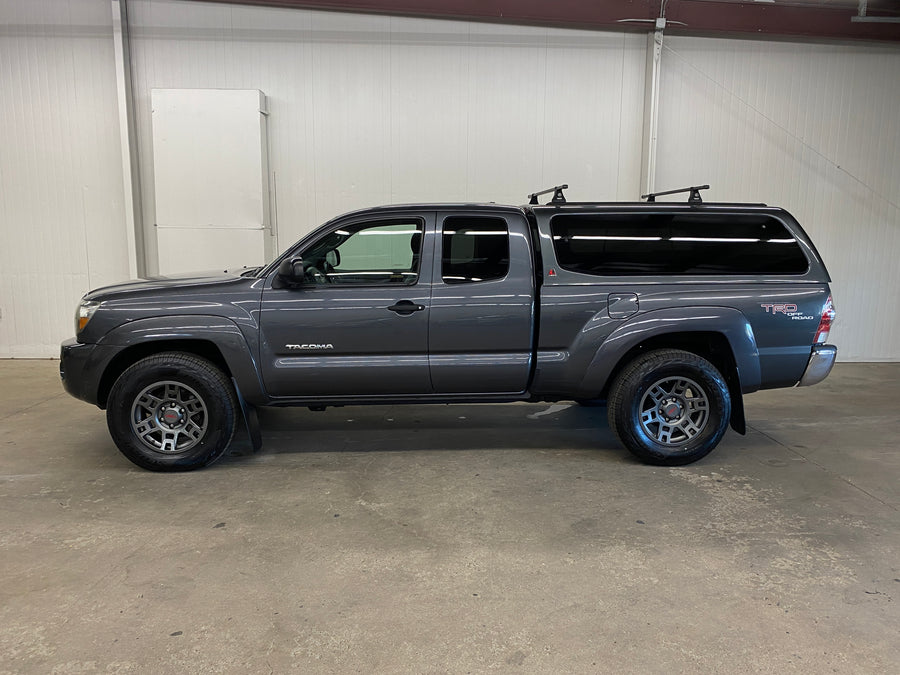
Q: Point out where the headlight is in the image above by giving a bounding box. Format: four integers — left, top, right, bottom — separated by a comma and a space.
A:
76, 299, 101, 334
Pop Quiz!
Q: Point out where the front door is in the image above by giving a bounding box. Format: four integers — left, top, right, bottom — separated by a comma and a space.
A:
258, 213, 434, 397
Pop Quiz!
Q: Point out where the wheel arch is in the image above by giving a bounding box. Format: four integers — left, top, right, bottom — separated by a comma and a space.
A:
97, 339, 230, 409
95, 315, 266, 408
580, 308, 760, 435
606, 332, 747, 434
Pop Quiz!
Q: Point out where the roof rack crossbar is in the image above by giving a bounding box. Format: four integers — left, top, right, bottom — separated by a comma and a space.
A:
641, 184, 710, 204
528, 184, 568, 205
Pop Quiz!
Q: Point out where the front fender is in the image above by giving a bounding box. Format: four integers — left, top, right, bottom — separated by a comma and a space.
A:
579, 306, 761, 396
97, 315, 267, 404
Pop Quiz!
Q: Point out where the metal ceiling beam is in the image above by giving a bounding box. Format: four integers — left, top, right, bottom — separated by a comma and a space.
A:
852, 0, 900, 23
189, 0, 900, 42
667, 0, 900, 39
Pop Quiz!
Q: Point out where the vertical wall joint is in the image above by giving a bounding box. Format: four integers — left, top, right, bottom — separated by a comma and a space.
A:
111, 0, 144, 278
640, 25, 664, 197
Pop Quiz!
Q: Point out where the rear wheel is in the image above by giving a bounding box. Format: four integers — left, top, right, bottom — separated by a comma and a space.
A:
106, 352, 237, 471
608, 349, 731, 466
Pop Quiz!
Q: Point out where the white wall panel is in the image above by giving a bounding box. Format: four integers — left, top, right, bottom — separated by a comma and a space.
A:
655, 37, 900, 361
0, 0, 130, 357
151, 88, 272, 273
126, 0, 647, 275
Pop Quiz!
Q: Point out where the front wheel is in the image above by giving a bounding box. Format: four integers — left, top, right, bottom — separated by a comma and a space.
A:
607, 349, 731, 466
106, 352, 238, 471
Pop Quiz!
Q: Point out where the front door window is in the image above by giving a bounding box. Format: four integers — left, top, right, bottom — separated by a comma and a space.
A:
302, 219, 424, 286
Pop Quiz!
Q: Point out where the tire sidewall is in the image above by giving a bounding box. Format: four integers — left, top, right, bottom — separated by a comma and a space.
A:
107, 358, 234, 471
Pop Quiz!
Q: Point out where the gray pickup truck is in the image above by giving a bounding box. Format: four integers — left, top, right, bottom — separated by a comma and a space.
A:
60, 185, 836, 471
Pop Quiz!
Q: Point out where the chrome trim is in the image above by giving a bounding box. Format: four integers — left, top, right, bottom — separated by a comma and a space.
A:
798, 344, 837, 387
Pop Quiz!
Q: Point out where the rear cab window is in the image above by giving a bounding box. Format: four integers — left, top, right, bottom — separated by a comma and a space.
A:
441, 216, 510, 284
549, 213, 809, 276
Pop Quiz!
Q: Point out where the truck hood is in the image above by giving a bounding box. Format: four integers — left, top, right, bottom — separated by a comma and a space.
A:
83, 267, 261, 300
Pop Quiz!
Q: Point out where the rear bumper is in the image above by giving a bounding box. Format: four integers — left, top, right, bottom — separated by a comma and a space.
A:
798, 344, 837, 387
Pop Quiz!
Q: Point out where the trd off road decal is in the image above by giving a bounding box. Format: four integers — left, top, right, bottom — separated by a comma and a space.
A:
760, 304, 814, 321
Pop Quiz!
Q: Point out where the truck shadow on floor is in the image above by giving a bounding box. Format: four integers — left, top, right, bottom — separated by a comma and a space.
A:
223, 401, 626, 461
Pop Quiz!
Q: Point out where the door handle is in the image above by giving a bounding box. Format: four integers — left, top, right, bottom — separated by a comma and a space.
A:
387, 300, 426, 315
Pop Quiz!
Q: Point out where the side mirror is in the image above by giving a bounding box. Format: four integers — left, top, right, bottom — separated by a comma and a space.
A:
276, 257, 305, 284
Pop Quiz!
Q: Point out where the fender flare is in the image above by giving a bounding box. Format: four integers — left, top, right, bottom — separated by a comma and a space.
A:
97, 315, 267, 405
580, 305, 761, 400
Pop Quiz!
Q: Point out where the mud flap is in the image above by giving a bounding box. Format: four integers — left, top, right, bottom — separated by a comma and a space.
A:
728, 379, 746, 435
232, 377, 263, 452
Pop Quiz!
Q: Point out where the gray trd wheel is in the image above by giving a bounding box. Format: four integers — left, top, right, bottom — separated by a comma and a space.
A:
607, 349, 731, 466
106, 352, 237, 471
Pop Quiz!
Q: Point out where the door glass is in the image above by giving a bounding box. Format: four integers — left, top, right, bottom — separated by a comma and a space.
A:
441, 216, 509, 284
302, 219, 424, 285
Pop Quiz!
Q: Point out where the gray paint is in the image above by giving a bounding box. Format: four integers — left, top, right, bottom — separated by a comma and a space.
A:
581, 306, 761, 396
61, 200, 836, 423
257, 210, 436, 397
608, 293, 639, 319
98, 315, 268, 403
427, 210, 535, 393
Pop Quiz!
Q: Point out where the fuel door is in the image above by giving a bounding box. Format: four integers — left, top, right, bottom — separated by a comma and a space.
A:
608, 292, 639, 319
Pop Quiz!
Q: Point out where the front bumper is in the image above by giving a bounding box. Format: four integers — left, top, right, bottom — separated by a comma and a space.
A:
798, 344, 837, 387
60, 338, 122, 406
60, 338, 98, 403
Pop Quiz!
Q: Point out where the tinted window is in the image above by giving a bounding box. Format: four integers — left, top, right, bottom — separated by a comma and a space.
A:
442, 217, 509, 284
302, 219, 423, 285
550, 213, 808, 276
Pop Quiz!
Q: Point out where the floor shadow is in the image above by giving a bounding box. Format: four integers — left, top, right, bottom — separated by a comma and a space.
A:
221, 401, 622, 462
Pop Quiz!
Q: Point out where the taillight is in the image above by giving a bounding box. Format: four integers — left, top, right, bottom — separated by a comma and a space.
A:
814, 295, 835, 344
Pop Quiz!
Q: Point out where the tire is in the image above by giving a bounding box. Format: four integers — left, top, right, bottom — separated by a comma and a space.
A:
106, 352, 238, 471
607, 349, 731, 466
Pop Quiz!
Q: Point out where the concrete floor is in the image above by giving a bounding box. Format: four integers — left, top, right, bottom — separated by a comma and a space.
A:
0, 360, 897, 674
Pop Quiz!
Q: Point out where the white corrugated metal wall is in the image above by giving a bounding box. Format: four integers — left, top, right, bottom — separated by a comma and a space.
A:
655, 36, 900, 361
0, 0, 130, 357
126, 0, 647, 272
0, 0, 898, 361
